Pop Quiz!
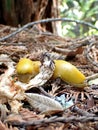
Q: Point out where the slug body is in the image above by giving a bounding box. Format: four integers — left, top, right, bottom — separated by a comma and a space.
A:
16, 58, 40, 83
53, 60, 86, 85
16, 58, 86, 86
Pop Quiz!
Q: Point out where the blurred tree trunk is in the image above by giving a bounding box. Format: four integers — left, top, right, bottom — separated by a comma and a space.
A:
0, 0, 60, 34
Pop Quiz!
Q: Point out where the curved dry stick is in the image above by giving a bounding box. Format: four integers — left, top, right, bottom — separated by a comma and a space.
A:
0, 18, 98, 42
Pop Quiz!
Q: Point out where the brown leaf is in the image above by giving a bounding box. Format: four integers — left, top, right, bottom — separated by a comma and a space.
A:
66, 46, 84, 60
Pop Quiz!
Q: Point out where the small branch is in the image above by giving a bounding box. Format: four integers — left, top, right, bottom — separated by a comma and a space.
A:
8, 115, 98, 127
86, 73, 98, 81
0, 18, 98, 42
71, 106, 95, 117
39, 87, 53, 98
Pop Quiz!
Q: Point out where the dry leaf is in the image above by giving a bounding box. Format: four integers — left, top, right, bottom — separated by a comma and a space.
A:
26, 93, 63, 113
66, 46, 84, 60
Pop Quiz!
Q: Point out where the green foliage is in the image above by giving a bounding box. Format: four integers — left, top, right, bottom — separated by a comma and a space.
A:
60, 0, 98, 37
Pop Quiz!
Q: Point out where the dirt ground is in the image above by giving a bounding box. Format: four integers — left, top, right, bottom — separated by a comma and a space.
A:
0, 24, 98, 130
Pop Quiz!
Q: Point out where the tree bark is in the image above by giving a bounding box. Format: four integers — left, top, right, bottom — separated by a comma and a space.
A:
0, 0, 60, 33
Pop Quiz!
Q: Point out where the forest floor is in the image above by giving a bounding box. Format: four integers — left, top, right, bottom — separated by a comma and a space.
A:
0, 24, 98, 130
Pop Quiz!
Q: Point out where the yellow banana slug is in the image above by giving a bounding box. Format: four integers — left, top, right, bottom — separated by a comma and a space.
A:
53, 60, 86, 85
16, 58, 41, 83
16, 58, 86, 86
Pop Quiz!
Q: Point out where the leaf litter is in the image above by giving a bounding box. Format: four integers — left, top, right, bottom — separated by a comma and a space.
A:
0, 24, 98, 129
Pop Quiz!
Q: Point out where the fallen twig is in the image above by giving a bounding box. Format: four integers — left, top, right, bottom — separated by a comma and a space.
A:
71, 106, 95, 117
7, 115, 98, 127
0, 18, 98, 42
